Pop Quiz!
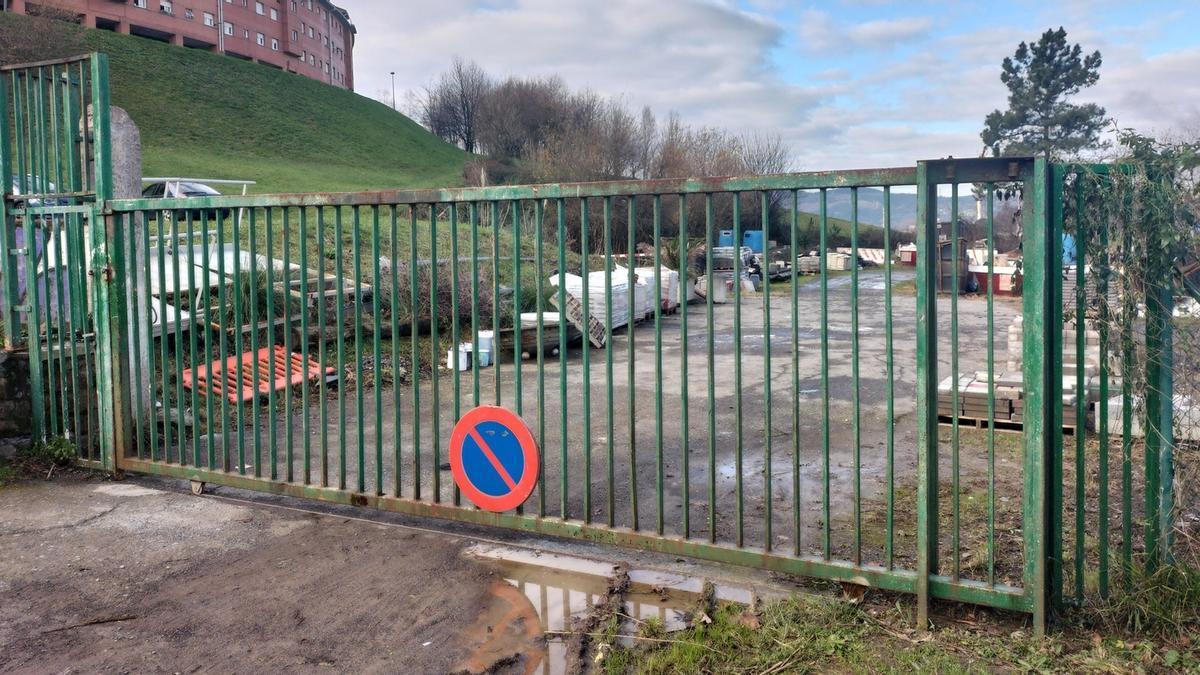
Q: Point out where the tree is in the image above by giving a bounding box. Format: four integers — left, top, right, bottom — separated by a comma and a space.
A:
981, 27, 1106, 160
416, 57, 491, 153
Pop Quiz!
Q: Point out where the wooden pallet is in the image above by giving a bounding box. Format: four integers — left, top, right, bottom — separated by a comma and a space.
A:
938, 414, 1080, 436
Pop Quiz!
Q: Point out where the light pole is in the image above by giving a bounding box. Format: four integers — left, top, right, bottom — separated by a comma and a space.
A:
390, 71, 396, 110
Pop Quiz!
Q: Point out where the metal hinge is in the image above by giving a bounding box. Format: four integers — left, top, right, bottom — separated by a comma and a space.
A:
9, 247, 28, 256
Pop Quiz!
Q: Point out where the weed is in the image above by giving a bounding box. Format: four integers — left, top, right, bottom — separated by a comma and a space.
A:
25, 436, 78, 467
1091, 562, 1200, 639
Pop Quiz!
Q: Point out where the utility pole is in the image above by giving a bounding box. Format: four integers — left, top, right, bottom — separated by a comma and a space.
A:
390, 71, 396, 110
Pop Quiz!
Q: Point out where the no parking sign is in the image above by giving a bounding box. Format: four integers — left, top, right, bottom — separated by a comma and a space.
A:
448, 406, 540, 512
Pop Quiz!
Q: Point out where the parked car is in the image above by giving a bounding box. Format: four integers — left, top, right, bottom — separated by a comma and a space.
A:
10, 175, 67, 207
141, 180, 231, 222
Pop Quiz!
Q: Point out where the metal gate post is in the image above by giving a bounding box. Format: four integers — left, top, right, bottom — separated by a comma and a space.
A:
0, 72, 18, 351
914, 160, 939, 629
1144, 182, 1175, 568
86, 54, 123, 476
1021, 157, 1056, 635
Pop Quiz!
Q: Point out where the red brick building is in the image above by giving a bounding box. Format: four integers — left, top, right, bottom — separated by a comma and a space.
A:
4, 0, 355, 90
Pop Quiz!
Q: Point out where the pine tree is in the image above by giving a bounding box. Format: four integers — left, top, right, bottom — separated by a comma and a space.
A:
981, 27, 1106, 160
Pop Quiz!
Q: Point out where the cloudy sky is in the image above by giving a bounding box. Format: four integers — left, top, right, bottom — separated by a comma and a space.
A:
344, 0, 1200, 170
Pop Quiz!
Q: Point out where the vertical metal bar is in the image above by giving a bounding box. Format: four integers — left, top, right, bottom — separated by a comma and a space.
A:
761, 191, 773, 551
178, 211, 192, 466
1022, 158, 1054, 636
915, 162, 939, 630
581, 198, 592, 521
430, 204, 441, 502
653, 195, 663, 536
884, 186, 895, 569
299, 208, 311, 484
335, 206, 347, 490
450, 203, 461, 505
160, 209, 173, 463
318, 208, 328, 486
89, 54, 116, 471
819, 189, 831, 560
1096, 182, 1110, 598
790, 190, 801, 556
851, 186, 862, 565
248, 209, 261, 476
704, 194, 715, 543
265, 208, 277, 479
986, 183, 996, 586
1073, 175, 1086, 601
732, 192, 744, 548
18, 71, 45, 443
471, 202, 480, 411
283, 208, 293, 482
231, 207, 244, 471
373, 206, 383, 495
409, 206, 421, 499
512, 199, 522, 513
535, 200, 546, 517
353, 206, 365, 493
628, 196, 639, 531
0, 72, 18, 350
679, 194, 690, 539
189, 211, 203, 468
391, 206, 402, 497
950, 182, 961, 581
1048, 164, 1066, 611
605, 197, 615, 527
142, 211, 157, 460
1144, 188, 1175, 568
201, 210, 215, 470
556, 198, 568, 519
492, 201, 502, 408
1121, 195, 1134, 580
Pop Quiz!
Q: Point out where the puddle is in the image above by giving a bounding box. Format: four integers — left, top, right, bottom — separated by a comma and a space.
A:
456, 544, 777, 674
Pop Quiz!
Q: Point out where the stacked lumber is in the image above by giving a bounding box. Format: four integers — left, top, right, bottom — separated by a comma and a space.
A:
826, 252, 853, 271
937, 370, 1085, 429
797, 255, 821, 274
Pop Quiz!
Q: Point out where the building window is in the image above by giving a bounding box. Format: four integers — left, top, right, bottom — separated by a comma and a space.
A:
309, 53, 315, 65
223, 21, 234, 36
255, 2, 264, 14
159, 1, 173, 15
203, 11, 215, 26
184, 8, 193, 19
290, 0, 297, 11
306, 0, 312, 9
256, 32, 265, 46
243, 29, 249, 38
271, 38, 279, 51
133, 0, 147, 7
270, 7, 278, 20
291, 29, 298, 41
307, 25, 314, 38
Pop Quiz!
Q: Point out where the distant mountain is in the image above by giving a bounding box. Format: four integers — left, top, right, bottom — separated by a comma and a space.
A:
796, 187, 978, 231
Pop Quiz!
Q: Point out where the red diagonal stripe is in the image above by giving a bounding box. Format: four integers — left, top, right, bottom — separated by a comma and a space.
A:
468, 427, 518, 491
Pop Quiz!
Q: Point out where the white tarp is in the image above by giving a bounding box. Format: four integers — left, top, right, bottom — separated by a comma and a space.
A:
634, 266, 679, 312
549, 265, 654, 332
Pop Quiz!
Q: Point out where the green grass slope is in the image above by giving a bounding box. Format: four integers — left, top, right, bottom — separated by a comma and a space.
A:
1, 13, 469, 193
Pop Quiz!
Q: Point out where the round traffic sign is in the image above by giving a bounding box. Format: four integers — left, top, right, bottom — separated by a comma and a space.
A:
448, 406, 540, 512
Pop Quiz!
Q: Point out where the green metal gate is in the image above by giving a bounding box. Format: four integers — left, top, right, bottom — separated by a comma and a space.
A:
1, 55, 1181, 635
0, 53, 119, 471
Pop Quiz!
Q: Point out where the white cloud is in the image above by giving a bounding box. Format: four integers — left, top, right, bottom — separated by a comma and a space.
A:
339, 0, 1200, 174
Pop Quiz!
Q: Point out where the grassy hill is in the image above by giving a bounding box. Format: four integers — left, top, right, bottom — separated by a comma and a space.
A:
1, 12, 470, 194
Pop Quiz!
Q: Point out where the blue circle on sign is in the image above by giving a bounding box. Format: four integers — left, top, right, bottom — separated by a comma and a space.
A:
449, 405, 541, 512
461, 420, 526, 497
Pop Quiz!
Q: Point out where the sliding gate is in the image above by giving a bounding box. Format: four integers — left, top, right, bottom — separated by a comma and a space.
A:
2, 55, 1181, 634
